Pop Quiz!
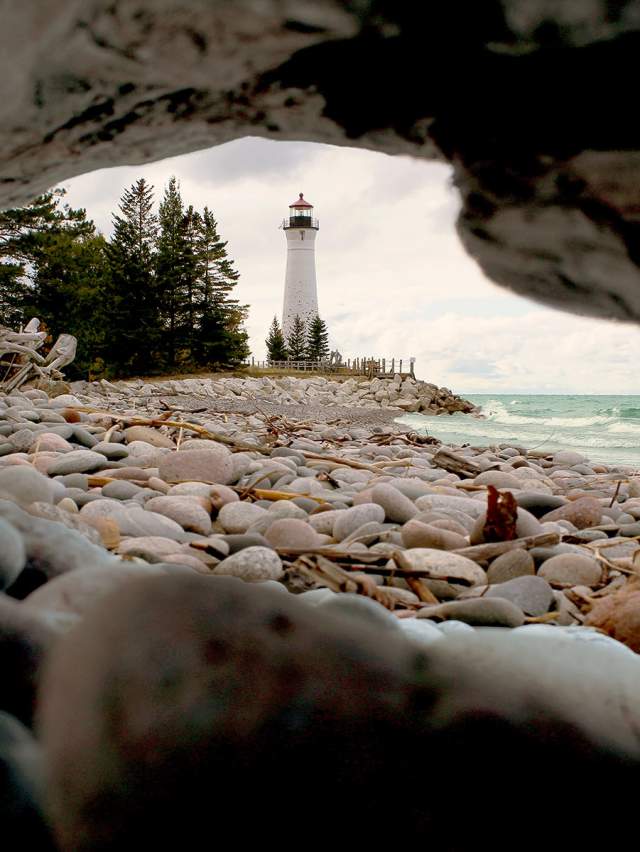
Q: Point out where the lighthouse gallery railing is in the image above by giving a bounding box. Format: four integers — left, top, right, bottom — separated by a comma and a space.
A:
281, 217, 319, 229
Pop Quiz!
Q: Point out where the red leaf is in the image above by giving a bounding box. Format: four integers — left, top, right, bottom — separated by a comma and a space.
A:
483, 485, 518, 542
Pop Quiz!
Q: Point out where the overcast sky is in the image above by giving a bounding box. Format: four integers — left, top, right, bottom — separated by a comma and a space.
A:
59, 137, 640, 395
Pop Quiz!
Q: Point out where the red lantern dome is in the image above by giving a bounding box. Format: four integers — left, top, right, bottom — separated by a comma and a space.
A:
289, 192, 313, 209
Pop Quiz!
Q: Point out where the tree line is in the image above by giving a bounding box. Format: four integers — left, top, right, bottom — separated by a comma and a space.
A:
0, 178, 249, 379
265, 313, 330, 363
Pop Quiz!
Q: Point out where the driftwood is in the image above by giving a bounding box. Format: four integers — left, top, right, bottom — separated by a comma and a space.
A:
289, 554, 405, 611
75, 410, 275, 455
0, 318, 76, 391
73, 410, 414, 477
432, 448, 486, 479
452, 532, 560, 562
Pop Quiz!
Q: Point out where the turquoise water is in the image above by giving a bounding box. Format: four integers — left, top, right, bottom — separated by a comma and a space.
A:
397, 395, 640, 467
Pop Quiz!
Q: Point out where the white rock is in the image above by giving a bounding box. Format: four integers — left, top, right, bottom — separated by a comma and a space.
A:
0, 466, 55, 505
213, 546, 283, 582
425, 631, 640, 758
415, 494, 486, 519
399, 618, 446, 645
46, 450, 107, 476
48, 394, 83, 408
158, 448, 234, 485
332, 504, 385, 540
145, 496, 212, 535
217, 502, 269, 534
371, 483, 417, 523
436, 620, 476, 635
309, 513, 343, 542
396, 549, 487, 586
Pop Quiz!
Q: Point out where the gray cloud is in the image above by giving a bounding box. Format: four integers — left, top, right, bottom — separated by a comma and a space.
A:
164, 137, 323, 187
450, 358, 502, 378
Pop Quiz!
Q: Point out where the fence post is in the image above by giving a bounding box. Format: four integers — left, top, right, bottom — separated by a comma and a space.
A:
399, 360, 403, 375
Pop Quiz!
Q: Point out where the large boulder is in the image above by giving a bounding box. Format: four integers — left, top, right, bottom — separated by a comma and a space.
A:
38, 575, 640, 850
0, 711, 56, 849
1, 3, 640, 323
0, 594, 57, 725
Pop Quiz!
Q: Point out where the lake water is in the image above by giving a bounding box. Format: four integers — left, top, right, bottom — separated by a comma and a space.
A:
397, 395, 640, 467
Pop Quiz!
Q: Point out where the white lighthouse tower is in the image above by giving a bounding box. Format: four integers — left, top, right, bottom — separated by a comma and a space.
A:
281, 193, 319, 338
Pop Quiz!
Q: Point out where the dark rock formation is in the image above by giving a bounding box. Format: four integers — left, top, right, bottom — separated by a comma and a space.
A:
0, 594, 56, 726
2, 2, 640, 321
0, 500, 116, 599
0, 711, 56, 849
38, 574, 640, 850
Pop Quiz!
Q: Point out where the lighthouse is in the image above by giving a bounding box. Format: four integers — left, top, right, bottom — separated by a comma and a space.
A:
281, 193, 319, 339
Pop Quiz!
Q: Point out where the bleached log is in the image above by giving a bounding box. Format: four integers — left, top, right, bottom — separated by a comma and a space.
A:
0, 318, 76, 391
45, 334, 77, 370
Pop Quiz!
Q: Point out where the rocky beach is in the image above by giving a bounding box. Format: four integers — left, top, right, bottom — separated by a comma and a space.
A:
3, 373, 640, 847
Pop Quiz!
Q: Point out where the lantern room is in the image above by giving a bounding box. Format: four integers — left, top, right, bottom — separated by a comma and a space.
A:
282, 193, 319, 229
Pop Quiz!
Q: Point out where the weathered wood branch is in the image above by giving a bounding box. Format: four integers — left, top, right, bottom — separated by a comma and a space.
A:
453, 532, 560, 562
432, 447, 487, 478
0, 319, 76, 391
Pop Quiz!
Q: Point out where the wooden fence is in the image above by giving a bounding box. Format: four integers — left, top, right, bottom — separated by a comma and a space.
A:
245, 357, 416, 378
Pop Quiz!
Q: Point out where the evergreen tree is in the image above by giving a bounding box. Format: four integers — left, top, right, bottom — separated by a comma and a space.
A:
305, 315, 330, 361
183, 204, 201, 351
286, 315, 307, 361
192, 206, 249, 365
265, 316, 288, 362
29, 232, 110, 378
0, 179, 254, 379
1, 189, 91, 263
0, 262, 26, 328
155, 177, 195, 368
0, 189, 92, 328
103, 178, 159, 376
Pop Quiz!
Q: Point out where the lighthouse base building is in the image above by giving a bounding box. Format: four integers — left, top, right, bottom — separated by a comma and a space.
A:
281, 193, 319, 339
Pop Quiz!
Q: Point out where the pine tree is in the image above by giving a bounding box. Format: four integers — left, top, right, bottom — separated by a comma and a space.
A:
305, 315, 330, 361
0, 262, 26, 328
0, 189, 92, 328
182, 205, 201, 352
29, 232, 110, 378
266, 316, 288, 362
286, 314, 307, 361
0, 189, 112, 377
192, 206, 249, 366
103, 178, 159, 376
156, 177, 195, 368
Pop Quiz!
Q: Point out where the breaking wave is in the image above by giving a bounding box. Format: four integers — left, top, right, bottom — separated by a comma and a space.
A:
397, 394, 640, 465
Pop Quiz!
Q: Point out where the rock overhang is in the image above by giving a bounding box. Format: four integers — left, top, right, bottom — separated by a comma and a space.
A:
2, 1, 640, 321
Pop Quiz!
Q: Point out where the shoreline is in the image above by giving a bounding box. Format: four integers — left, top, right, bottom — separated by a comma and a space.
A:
0, 375, 638, 656
398, 393, 640, 470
